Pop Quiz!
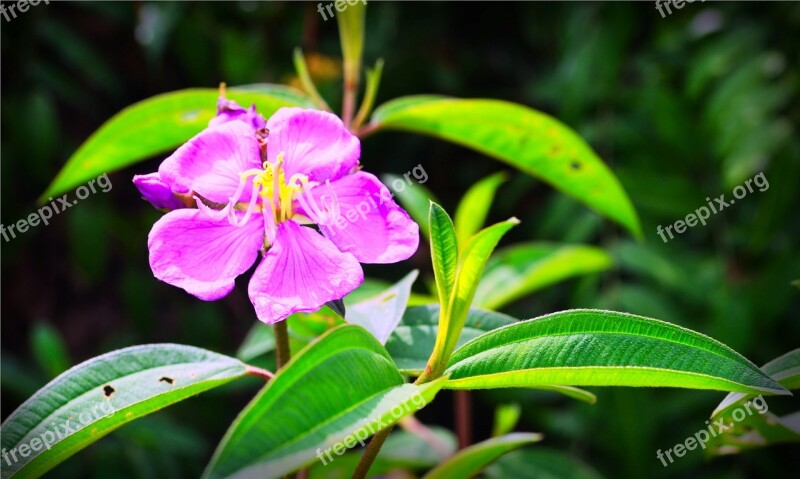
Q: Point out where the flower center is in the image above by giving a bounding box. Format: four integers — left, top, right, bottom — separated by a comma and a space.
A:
212, 152, 340, 246
239, 153, 306, 222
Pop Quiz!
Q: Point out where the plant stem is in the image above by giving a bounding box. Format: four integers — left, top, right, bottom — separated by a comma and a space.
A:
274, 320, 291, 370
352, 425, 393, 479
244, 364, 275, 381
355, 122, 379, 139
455, 390, 473, 449
342, 78, 357, 129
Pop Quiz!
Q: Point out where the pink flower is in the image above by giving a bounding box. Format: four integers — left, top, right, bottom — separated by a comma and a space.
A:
139, 104, 419, 324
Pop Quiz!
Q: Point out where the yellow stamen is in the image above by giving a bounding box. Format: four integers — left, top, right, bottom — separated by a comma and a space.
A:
238, 153, 307, 223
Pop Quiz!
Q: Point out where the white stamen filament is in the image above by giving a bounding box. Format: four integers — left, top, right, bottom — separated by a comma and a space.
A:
263, 198, 277, 244
228, 182, 260, 227
296, 185, 325, 225
195, 196, 229, 220
295, 180, 340, 226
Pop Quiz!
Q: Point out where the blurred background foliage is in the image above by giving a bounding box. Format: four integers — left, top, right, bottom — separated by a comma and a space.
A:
2, 2, 798, 478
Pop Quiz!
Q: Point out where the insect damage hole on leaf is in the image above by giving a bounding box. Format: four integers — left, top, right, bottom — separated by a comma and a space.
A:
103, 385, 115, 397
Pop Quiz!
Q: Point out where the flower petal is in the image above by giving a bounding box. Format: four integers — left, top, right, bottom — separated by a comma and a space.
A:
209, 98, 267, 131
133, 172, 186, 210
159, 121, 261, 204
266, 108, 360, 182
148, 208, 264, 301
248, 220, 363, 324
311, 172, 419, 263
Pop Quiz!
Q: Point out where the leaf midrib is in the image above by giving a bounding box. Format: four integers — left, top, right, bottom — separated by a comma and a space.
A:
444, 365, 769, 392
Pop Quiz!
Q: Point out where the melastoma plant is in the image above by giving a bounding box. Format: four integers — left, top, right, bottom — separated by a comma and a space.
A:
3, 4, 797, 479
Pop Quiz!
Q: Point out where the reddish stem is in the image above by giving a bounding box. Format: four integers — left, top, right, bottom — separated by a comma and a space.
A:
455, 390, 473, 449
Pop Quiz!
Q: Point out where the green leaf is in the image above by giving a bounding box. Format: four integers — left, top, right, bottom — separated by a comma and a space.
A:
385, 305, 517, 375
30, 322, 70, 378
454, 172, 508, 247
713, 348, 800, 417
491, 404, 521, 437
755, 348, 800, 390
702, 348, 800, 455
0, 344, 247, 479
286, 309, 343, 354
41, 85, 316, 201
422, 433, 542, 479
444, 309, 789, 395
528, 385, 597, 405
383, 174, 439, 241
347, 270, 419, 344
706, 402, 800, 456
474, 243, 613, 310
236, 324, 276, 362
292, 48, 331, 111
204, 325, 446, 479
422, 218, 519, 381
368, 97, 641, 238
307, 427, 456, 479
336, 0, 366, 85
353, 58, 385, 129
484, 448, 605, 479
428, 202, 459, 317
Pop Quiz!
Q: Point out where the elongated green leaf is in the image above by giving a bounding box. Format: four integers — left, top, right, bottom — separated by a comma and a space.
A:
236, 324, 276, 362
204, 325, 445, 479
706, 401, 800, 456
0, 344, 247, 479
286, 309, 343, 354
484, 448, 604, 479
292, 48, 331, 111
41, 85, 316, 201
336, 0, 365, 85
307, 427, 456, 479
445, 309, 789, 395
422, 219, 518, 381
369, 97, 641, 238
474, 243, 613, 310
492, 404, 521, 438
347, 270, 419, 344
429, 202, 458, 315
353, 58, 385, 129
386, 305, 517, 375
382, 174, 439, 240
713, 348, 800, 416
423, 433, 542, 479
454, 172, 508, 247
526, 385, 597, 404
703, 348, 800, 455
